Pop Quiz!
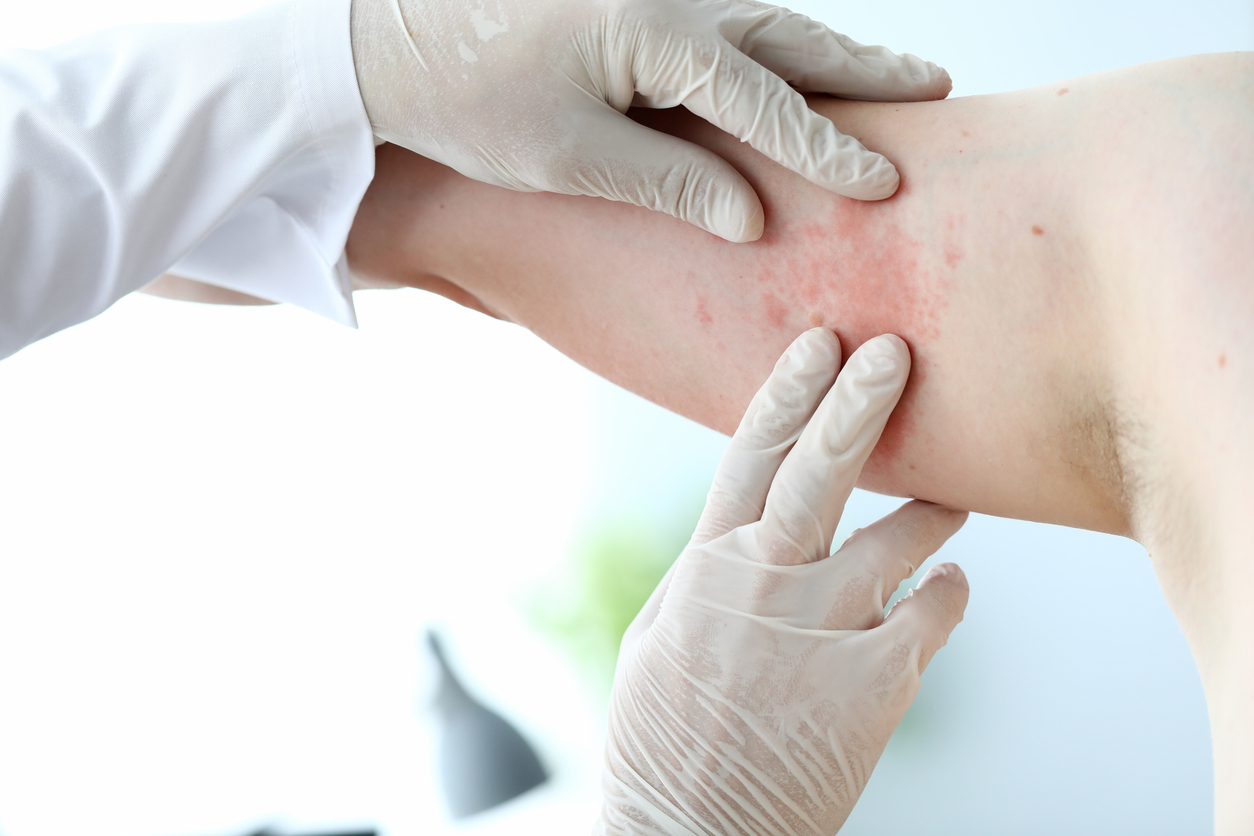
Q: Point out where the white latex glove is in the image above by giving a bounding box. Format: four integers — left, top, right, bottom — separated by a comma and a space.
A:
597, 328, 970, 836
349, 0, 952, 242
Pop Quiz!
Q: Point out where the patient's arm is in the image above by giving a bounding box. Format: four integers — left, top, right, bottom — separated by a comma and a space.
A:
348, 62, 1147, 534
348, 52, 1254, 541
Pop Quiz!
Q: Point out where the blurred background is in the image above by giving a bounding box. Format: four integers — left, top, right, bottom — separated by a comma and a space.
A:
1, 1, 1251, 834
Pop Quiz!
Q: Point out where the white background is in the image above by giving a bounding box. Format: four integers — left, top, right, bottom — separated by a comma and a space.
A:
1, 1, 1252, 835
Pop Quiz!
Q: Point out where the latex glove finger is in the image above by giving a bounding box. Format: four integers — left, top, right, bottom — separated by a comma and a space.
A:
729, 5, 952, 101
756, 334, 909, 565
634, 33, 900, 201
689, 327, 840, 547
824, 500, 968, 630
882, 561, 970, 671
569, 106, 764, 242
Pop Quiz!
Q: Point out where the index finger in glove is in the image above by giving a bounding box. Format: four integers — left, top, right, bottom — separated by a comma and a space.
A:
756, 334, 909, 565
690, 327, 840, 547
726, 4, 952, 102
633, 32, 900, 200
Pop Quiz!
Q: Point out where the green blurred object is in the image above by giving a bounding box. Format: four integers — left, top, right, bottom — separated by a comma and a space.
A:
526, 499, 955, 750
525, 503, 700, 700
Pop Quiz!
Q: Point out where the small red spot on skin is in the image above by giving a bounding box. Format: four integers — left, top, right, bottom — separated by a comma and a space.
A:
1219, 352, 1227, 369
1032, 225, 1045, 236
696, 296, 713, 326
961, 130, 970, 138
942, 214, 965, 269
1057, 87, 1069, 96
760, 292, 788, 330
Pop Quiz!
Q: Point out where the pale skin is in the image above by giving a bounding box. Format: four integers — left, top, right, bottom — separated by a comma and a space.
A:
150, 52, 1254, 832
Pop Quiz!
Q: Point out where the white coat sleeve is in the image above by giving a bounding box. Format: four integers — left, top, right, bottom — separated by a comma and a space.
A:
0, 0, 375, 361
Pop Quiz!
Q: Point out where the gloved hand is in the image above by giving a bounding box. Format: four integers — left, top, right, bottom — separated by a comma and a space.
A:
349, 0, 951, 243
597, 328, 970, 835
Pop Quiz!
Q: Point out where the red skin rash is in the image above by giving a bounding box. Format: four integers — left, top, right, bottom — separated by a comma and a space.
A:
675, 168, 953, 485
769, 197, 949, 483
695, 297, 713, 326
353, 61, 1254, 535
497, 112, 959, 496
367, 104, 969, 505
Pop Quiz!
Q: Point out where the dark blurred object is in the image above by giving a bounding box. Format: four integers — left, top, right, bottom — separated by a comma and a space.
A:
426, 630, 548, 818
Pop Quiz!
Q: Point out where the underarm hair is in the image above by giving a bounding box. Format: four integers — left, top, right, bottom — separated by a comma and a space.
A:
1109, 391, 1205, 562
1063, 389, 1131, 513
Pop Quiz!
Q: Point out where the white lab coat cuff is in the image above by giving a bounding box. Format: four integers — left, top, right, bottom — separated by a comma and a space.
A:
169, 0, 373, 329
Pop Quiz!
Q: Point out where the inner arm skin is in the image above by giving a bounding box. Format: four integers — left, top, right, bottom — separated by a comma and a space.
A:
347, 75, 1121, 535
346, 52, 1254, 830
